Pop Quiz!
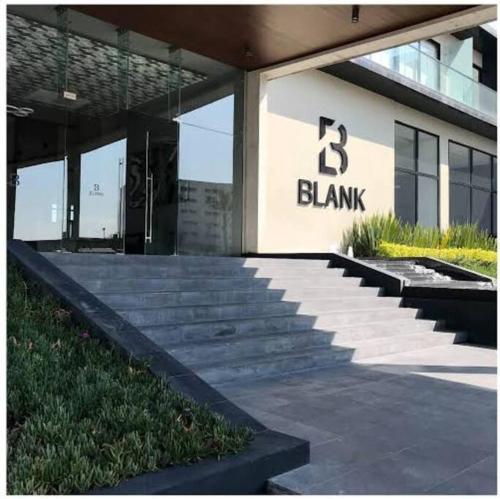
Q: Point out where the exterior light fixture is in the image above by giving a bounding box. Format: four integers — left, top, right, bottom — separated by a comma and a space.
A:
244, 46, 253, 58
352, 5, 360, 23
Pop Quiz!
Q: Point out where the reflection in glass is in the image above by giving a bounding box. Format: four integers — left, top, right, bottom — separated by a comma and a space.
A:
395, 170, 416, 224
79, 139, 127, 239
417, 132, 438, 176
472, 188, 492, 233
177, 95, 236, 255
450, 183, 470, 225
14, 160, 65, 241
449, 142, 470, 184
395, 123, 416, 171
417, 176, 438, 227
472, 150, 492, 189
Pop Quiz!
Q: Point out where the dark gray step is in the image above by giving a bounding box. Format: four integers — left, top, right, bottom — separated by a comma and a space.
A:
77, 275, 366, 293
55, 264, 346, 280
168, 321, 447, 366
196, 330, 465, 386
42, 252, 332, 269
137, 306, 421, 345
117, 296, 403, 326
150, 317, 441, 351
96, 285, 383, 308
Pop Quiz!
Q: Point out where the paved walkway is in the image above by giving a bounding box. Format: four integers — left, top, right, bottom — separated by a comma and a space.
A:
214, 344, 497, 494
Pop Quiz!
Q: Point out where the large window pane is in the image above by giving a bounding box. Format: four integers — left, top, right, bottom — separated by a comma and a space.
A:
449, 142, 470, 184
177, 95, 236, 255
79, 139, 127, 239
14, 161, 65, 241
395, 170, 416, 224
492, 157, 496, 192
418, 131, 438, 176
395, 123, 416, 171
472, 188, 492, 233
449, 183, 470, 225
472, 150, 492, 189
417, 176, 438, 227
493, 192, 497, 236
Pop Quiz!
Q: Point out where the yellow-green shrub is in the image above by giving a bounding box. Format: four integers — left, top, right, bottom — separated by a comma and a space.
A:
378, 241, 497, 264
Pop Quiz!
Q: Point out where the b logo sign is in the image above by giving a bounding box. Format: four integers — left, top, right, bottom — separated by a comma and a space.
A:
319, 116, 348, 176
296, 115, 365, 211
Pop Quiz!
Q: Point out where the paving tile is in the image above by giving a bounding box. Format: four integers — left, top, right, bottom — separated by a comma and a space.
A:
427, 455, 497, 494
309, 438, 491, 494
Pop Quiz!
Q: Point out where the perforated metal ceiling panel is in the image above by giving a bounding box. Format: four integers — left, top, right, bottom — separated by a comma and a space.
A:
7, 13, 206, 118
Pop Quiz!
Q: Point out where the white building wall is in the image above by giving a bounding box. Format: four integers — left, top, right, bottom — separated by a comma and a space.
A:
253, 69, 495, 253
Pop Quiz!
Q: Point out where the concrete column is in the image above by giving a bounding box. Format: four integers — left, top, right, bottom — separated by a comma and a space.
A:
242, 70, 268, 254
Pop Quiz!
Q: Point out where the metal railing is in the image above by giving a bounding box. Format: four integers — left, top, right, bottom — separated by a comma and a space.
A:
356, 44, 497, 121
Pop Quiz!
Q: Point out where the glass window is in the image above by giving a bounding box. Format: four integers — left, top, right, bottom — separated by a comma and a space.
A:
493, 192, 497, 236
492, 157, 496, 192
472, 188, 492, 233
448, 141, 496, 235
450, 183, 471, 225
472, 150, 492, 189
449, 142, 470, 184
395, 170, 416, 224
395, 123, 416, 171
14, 160, 66, 241
418, 131, 438, 176
418, 176, 438, 227
395, 123, 439, 228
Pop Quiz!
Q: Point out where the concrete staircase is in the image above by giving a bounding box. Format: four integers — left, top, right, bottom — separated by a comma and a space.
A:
43, 253, 467, 386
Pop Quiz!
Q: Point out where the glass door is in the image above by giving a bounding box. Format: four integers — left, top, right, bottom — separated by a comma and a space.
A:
125, 112, 178, 254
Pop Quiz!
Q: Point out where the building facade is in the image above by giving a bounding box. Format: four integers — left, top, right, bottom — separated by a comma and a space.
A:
6, 6, 497, 256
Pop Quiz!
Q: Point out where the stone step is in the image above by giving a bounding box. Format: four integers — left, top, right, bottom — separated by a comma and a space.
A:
168, 320, 444, 366
138, 306, 421, 345
198, 330, 465, 386
78, 275, 367, 293
117, 296, 403, 326
55, 263, 347, 280
43, 252, 332, 268
96, 285, 383, 308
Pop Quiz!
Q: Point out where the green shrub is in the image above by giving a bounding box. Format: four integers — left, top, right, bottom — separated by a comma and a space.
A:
7, 265, 252, 494
341, 213, 497, 257
378, 241, 497, 264
443, 223, 497, 251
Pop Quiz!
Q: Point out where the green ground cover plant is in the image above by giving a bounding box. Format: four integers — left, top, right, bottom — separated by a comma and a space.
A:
7, 265, 252, 495
378, 242, 497, 278
341, 213, 497, 257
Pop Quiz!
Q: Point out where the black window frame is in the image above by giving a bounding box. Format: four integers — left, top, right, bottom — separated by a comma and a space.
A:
394, 121, 440, 228
448, 140, 496, 235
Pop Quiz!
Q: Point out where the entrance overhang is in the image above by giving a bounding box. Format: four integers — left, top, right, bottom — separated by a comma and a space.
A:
73, 4, 491, 73
260, 5, 497, 79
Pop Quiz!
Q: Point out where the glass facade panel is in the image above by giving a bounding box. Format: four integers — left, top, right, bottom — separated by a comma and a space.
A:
7, 6, 244, 256
449, 142, 470, 184
472, 188, 492, 233
395, 123, 439, 228
13, 160, 65, 241
472, 150, 492, 189
395, 123, 416, 171
417, 131, 438, 176
395, 170, 416, 224
493, 192, 497, 237
417, 176, 438, 227
177, 96, 236, 255
449, 183, 471, 225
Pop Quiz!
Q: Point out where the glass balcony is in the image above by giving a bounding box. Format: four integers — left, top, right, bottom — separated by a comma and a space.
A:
355, 44, 497, 121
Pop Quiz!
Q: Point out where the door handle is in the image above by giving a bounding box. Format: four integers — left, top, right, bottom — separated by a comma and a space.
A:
144, 131, 153, 244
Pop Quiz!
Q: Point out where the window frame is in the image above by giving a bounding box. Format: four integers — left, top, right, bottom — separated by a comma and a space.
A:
395, 121, 440, 228
448, 139, 496, 235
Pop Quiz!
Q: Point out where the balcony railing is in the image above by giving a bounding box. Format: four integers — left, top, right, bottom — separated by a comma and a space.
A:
355, 44, 497, 121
